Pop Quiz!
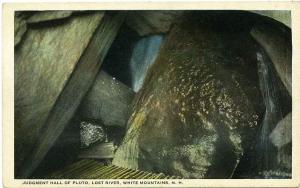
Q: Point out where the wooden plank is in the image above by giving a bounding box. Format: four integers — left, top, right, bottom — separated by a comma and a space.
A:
47, 159, 176, 179
18, 12, 125, 178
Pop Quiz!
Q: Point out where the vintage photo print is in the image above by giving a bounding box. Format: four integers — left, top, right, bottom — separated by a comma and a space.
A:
2, 2, 300, 187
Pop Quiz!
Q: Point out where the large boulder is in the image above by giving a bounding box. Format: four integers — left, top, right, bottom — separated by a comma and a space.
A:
113, 12, 265, 178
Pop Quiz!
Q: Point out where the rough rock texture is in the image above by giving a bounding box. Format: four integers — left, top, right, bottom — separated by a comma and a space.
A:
125, 11, 183, 36
249, 10, 291, 28
277, 142, 292, 171
14, 11, 74, 46
250, 19, 292, 177
113, 12, 265, 178
79, 71, 135, 127
244, 47, 292, 178
27, 11, 73, 24
18, 12, 125, 178
269, 112, 292, 148
21, 12, 125, 178
15, 12, 104, 177
80, 121, 106, 148
14, 12, 30, 46
251, 21, 292, 95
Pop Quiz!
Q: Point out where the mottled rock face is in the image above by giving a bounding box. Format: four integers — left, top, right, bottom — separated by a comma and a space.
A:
14, 12, 104, 175
113, 12, 265, 178
26, 11, 73, 24
80, 122, 106, 148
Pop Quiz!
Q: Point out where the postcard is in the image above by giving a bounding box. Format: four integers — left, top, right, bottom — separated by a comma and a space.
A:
2, 2, 300, 187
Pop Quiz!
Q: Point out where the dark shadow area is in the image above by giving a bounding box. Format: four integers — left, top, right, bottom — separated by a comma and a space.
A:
101, 24, 141, 88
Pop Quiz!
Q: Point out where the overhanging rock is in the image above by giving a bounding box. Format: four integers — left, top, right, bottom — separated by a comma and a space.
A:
16, 11, 125, 178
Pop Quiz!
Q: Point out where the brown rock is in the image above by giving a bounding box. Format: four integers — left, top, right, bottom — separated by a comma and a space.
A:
113, 12, 264, 178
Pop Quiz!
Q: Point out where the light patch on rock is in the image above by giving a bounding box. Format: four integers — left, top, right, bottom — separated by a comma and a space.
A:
80, 121, 106, 148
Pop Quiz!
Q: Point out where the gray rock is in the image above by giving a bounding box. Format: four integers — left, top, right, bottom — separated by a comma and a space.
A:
14, 11, 74, 46
248, 48, 292, 177
14, 12, 29, 46
249, 10, 291, 28
79, 71, 135, 127
269, 112, 292, 148
126, 11, 183, 36
18, 12, 125, 178
80, 121, 106, 148
251, 21, 292, 95
251, 16, 292, 178
15, 12, 104, 177
113, 12, 264, 178
277, 142, 292, 170
27, 11, 73, 24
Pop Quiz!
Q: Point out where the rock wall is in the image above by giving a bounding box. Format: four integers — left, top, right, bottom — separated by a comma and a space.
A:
15, 12, 104, 176
15, 11, 125, 178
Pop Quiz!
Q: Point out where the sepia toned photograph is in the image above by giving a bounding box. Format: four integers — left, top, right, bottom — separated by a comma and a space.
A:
2, 2, 300, 187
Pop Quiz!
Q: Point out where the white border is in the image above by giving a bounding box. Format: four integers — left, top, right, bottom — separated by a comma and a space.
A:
2, 2, 300, 187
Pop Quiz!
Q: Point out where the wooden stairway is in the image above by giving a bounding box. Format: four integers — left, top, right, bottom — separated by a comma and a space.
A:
47, 159, 180, 179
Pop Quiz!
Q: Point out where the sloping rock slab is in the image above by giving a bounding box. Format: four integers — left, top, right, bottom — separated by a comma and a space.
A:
18, 12, 125, 178
15, 12, 105, 177
27, 10, 73, 24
